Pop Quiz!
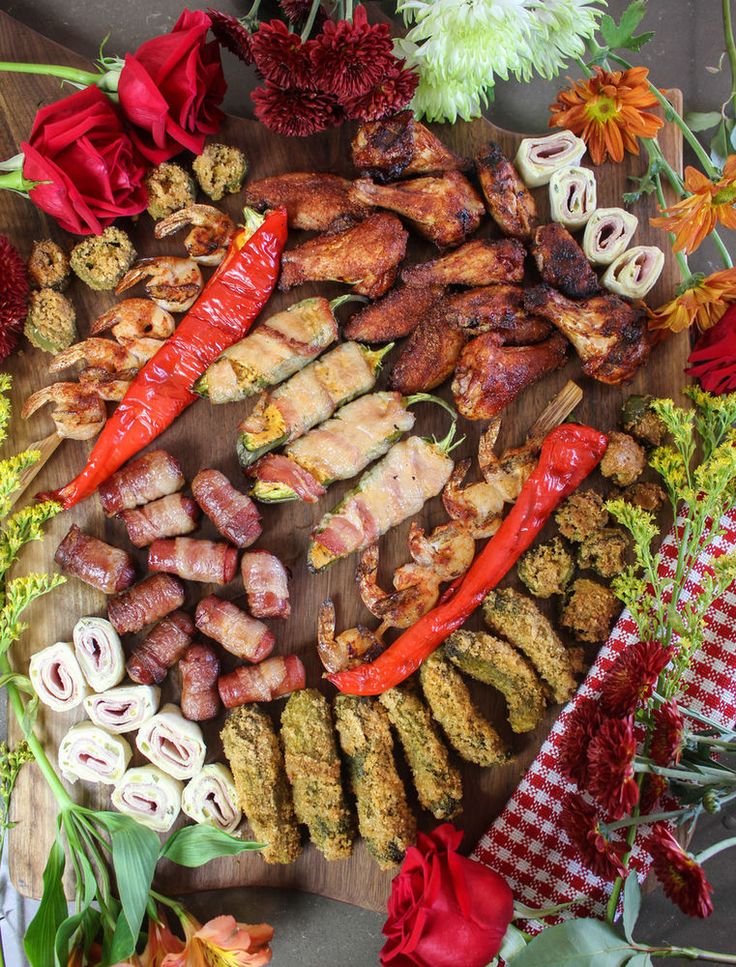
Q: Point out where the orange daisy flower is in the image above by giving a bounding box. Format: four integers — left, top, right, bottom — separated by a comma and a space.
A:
648, 268, 736, 333
651, 156, 736, 254
548, 66, 663, 166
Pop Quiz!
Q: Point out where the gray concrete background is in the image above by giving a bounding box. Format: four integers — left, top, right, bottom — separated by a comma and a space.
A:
0, 1, 735, 964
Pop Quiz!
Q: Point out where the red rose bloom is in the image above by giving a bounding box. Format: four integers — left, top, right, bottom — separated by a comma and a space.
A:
650, 700, 685, 766
252, 83, 341, 137
686, 303, 736, 394
560, 794, 628, 880
20, 86, 147, 235
587, 715, 640, 819
207, 8, 254, 64
599, 640, 674, 717
251, 20, 316, 89
558, 697, 604, 787
311, 4, 395, 100
343, 59, 419, 121
649, 823, 714, 918
118, 9, 226, 164
0, 235, 29, 362
381, 824, 513, 967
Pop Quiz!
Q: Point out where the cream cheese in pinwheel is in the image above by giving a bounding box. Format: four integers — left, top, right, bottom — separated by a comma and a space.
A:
136, 703, 206, 780
111, 765, 183, 832
515, 132, 587, 187
58, 723, 132, 785
29, 642, 90, 711
181, 763, 241, 833
602, 245, 664, 299
548, 166, 597, 229
84, 685, 161, 734
73, 617, 125, 692
583, 207, 639, 266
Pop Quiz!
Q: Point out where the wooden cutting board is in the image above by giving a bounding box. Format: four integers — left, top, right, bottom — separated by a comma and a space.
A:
0, 11, 686, 910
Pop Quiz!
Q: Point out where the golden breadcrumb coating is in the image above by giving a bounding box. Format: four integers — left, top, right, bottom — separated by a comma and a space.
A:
621, 481, 667, 512
70, 227, 136, 291
24, 289, 77, 354
600, 431, 646, 487
145, 162, 196, 220
193, 143, 248, 201
560, 578, 621, 643
517, 537, 575, 598
27, 239, 70, 291
577, 527, 629, 578
555, 489, 609, 543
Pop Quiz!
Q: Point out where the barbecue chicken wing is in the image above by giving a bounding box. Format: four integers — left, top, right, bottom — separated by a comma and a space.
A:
349, 172, 485, 249
401, 239, 526, 288
343, 283, 446, 342
475, 142, 538, 241
451, 332, 569, 420
524, 285, 650, 384
278, 212, 408, 299
389, 315, 468, 393
444, 285, 552, 344
351, 111, 471, 182
531, 223, 599, 299
243, 172, 370, 232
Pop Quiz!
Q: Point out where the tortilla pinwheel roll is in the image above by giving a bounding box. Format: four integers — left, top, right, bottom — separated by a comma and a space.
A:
58, 723, 132, 785
111, 765, 183, 832
136, 703, 207, 780
549, 166, 597, 229
29, 642, 89, 711
84, 685, 161, 734
602, 245, 664, 299
181, 763, 241, 833
73, 617, 125, 692
583, 207, 639, 265
515, 132, 587, 187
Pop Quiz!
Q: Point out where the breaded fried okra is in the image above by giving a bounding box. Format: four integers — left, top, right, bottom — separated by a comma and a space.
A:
517, 537, 575, 598
577, 527, 629, 578
555, 489, 608, 543
27, 239, 70, 290
560, 578, 620, 643
145, 162, 196, 220
70, 227, 136, 291
193, 143, 248, 201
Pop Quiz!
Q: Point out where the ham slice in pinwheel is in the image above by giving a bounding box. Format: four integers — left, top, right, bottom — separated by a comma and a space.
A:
583, 207, 639, 266
58, 723, 131, 785
182, 763, 241, 833
111, 765, 183, 832
136, 703, 206, 780
73, 617, 125, 692
84, 685, 161, 734
602, 245, 664, 299
515, 132, 586, 187
549, 166, 597, 229
29, 642, 89, 711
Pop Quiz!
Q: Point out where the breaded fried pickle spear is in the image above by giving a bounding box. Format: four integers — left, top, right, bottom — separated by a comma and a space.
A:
221, 705, 302, 864
281, 690, 354, 860
483, 588, 576, 704
334, 695, 416, 869
444, 631, 546, 734
379, 686, 462, 820
419, 651, 508, 766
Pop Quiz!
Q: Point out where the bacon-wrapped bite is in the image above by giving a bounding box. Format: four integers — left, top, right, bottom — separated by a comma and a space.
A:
55, 524, 136, 595
126, 610, 195, 685
531, 223, 600, 300
58, 723, 132, 786
352, 111, 470, 182
111, 765, 183, 832
180, 643, 221, 721
248, 454, 326, 504
342, 284, 445, 343
108, 573, 186, 635
240, 551, 290, 619
218, 655, 306, 708
182, 763, 242, 833
73, 617, 125, 691
137, 703, 207, 780
243, 171, 370, 231
119, 494, 201, 548
191, 469, 262, 548
195, 594, 275, 663
401, 239, 526, 288
148, 538, 239, 585
29, 641, 89, 712
442, 285, 552, 344
84, 684, 161, 733
99, 449, 185, 516
475, 142, 538, 240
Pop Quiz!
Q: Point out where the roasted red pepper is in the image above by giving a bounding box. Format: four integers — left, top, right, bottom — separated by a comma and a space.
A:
328, 423, 608, 696
39, 209, 288, 509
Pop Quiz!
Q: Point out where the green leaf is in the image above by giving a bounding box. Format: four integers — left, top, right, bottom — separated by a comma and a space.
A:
509, 919, 634, 967
499, 923, 529, 962
0, 671, 34, 694
107, 914, 138, 966
599, 1, 654, 52
160, 823, 266, 867
53, 851, 97, 967
622, 875, 641, 943
711, 120, 730, 168
626, 955, 652, 967
25, 826, 67, 967
684, 111, 722, 133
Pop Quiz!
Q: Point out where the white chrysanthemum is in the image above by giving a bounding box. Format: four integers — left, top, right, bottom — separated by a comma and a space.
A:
411, 71, 491, 124
523, 0, 604, 80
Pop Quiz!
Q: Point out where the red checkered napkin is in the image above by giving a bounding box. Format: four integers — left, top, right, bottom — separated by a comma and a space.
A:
472, 509, 736, 920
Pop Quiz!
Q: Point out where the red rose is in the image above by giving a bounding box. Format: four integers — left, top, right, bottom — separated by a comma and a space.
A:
381, 824, 513, 967
20, 86, 147, 235
118, 9, 226, 164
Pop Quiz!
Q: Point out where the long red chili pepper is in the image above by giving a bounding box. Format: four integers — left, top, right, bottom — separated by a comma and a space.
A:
39, 209, 288, 509
328, 423, 608, 696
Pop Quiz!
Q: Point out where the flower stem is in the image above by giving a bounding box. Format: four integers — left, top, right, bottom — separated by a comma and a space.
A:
695, 835, 736, 864
0, 60, 101, 88
0, 169, 37, 196
711, 227, 734, 268
300, 0, 322, 41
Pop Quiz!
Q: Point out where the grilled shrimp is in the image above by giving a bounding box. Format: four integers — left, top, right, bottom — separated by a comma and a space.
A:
91, 299, 175, 343
22, 382, 106, 440
115, 257, 203, 312
442, 457, 505, 539
357, 544, 441, 630
79, 370, 133, 401
154, 205, 236, 265
49, 338, 141, 376
478, 417, 537, 498
317, 599, 385, 675
407, 520, 476, 582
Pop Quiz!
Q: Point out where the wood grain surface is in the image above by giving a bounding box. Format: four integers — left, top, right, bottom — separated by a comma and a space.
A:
0, 11, 686, 910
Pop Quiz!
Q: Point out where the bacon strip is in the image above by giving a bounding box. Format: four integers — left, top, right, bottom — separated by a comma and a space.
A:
195, 594, 274, 663
179, 643, 221, 721
191, 469, 262, 547
148, 537, 239, 584
119, 494, 201, 547
218, 655, 306, 708
126, 610, 195, 685
108, 574, 186, 635
55, 524, 136, 595
240, 551, 290, 619
98, 450, 185, 516
249, 454, 326, 503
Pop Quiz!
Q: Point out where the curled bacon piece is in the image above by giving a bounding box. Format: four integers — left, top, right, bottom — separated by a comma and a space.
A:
98, 450, 185, 516
195, 594, 274, 663
108, 574, 186, 635
179, 643, 221, 721
148, 538, 238, 585
191, 468, 262, 548
240, 551, 290, 619
119, 494, 201, 547
126, 611, 195, 685
55, 524, 135, 595
218, 655, 306, 708
249, 454, 326, 503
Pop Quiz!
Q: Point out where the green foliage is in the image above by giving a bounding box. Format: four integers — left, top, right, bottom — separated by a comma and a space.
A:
0, 501, 61, 579
0, 450, 42, 519
160, 823, 266, 867
0, 573, 66, 658
622, 876, 641, 943
599, 1, 654, 53
24, 823, 68, 967
507, 919, 634, 967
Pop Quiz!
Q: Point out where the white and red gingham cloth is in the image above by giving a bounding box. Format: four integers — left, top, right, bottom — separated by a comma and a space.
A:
472, 508, 736, 920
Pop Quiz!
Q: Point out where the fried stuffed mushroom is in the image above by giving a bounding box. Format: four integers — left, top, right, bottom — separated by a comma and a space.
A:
517, 537, 575, 598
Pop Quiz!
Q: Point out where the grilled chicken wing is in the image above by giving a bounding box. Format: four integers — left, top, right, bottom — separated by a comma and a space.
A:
351, 111, 471, 182
343, 283, 445, 342
243, 172, 370, 232
524, 284, 650, 384
279, 213, 408, 299
451, 332, 568, 420
443, 285, 552, 344
475, 142, 538, 240
401, 239, 525, 288
531, 224, 599, 299
349, 172, 485, 249
389, 313, 468, 393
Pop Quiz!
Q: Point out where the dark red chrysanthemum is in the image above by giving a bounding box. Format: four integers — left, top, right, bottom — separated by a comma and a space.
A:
640, 772, 668, 814
310, 4, 394, 100
650, 700, 685, 766
599, 640, 674, 717
207, 8, 254, 64
0, 235, 29, 363
560, 794, 628, 880
342, 59, 419, 121
251, 20, 316, 89
649, 823, 714, 918
252, 83, 342, 137
558, 697, 604, 787
279, 0, 328, 30
587, 715, 640, 819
